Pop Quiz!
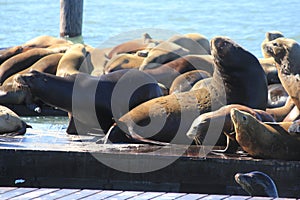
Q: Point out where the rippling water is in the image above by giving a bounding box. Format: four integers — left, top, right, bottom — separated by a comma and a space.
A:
1, 0, 300, 57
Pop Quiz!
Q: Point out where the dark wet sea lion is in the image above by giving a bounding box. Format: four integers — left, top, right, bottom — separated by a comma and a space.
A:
231, 108, 300, 160
106, 36, 268, 144
264, 37, 300, 111
15, 69, 163, 134
235, 171, 278, 198
0, 48, 60, 85
144, 55, 214, 89
169, 70, 211, 94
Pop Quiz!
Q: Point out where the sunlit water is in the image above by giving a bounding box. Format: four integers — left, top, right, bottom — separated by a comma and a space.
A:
0, 0, 300, 127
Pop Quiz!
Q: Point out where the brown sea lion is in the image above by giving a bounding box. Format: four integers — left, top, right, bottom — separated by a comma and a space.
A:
105, 36, 268, 144
107, 33, 156, 59
184, 33, 211, 54
0, 105, 31, 135
169, 70, 211, 94
167, 35, 210, 55
258, 58, 280, 84
23, 35, 72, 48
0, 48, 60, 85
139, 41, 190, 70
15, 69, 163, 134
186, 104, 275, 147
263, 37, 300, 111
144, 55, 214, 89
104, 53, 144, 74
231, 108, 300, 160
261, 31, 284, 58
235, 171, 278, 198
56, 44, 88, 77
266, 96, 295, 122
267, 83, 288, 108
0, 46, 33, 65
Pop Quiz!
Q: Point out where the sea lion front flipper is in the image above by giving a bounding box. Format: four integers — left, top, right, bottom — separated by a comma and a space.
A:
212, 132, 239, 154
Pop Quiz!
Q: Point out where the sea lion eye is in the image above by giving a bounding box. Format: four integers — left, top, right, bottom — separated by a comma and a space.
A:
242, 116, 247, 121
272, 42, 279, 47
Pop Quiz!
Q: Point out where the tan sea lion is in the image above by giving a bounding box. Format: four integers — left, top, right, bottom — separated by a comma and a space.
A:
261, 31, 284, 58
259, 58, 280, 84
0, 105, 31, 135
169, 70, 211, 94
184, 33, 211, 54
23, 35, 72, 48
231, 108, 300, 160
104, 53, 144, 74
263, 37, 300, 111
56, 44, 88, 77
0, 48, 60, 85
0, 46, 33, 65
144, 55, 214, 89
139, 41, 190, 70
105, 36, 268, 144
167, 35, 210, 55
235, 171, 278, 198
267, 83, 288, 108
266, 96, 295, 122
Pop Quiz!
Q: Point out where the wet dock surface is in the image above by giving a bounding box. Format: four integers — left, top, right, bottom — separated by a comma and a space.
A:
0, 187, 297, 200
0, 118, 299, 199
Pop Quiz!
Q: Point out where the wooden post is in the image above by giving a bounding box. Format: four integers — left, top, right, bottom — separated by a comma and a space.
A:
60, 0, 83, 38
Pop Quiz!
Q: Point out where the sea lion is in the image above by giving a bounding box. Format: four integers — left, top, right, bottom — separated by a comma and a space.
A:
261, 31, 284, 58
258, 58, 280, 84
186, 104, 275, 147
184, 33, 211, 54
139, 41, 190, 70
235, 171, 278, 198
105, 36, 268, 144
266, 96, 295, 122
56, 44, 88, 77
23, 35, 72, 48
267, 84, 288, 108
104, 53, 144, 74
169, 70, 211, 94
144, 55, 214, 89
0, 105, 31, 135
263, 37, 300, 110
231, 108, 300, 160
15, 69, 163, 134
167, 35, 209, 55
107, 33, 156, 59
0, 48, 60, 85
0, 46, 33, 65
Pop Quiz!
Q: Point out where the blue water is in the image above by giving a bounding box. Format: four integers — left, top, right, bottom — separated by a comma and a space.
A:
1, 0, 300, 57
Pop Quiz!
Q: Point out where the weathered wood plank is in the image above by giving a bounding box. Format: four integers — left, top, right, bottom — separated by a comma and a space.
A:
105, 191, 144, 200
9, 188, 59, 200
176, 193, 208, 200
151, 192, 186, 200
127, 192, 165, 200
200, 194, 230, 200
224, 196, 251, 200
32, 189, 79, 200
55, 189, 99, 200
0, 187, 17, 194
248, 197, 273, 200
0, 188, 38, 200
80, 190, 122, 199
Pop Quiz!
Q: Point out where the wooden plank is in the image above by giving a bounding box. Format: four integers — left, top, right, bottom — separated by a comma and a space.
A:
56, 189, 100, 200
224, 196, 251, 200
104, 191, 144, 200
0, 188, 37, 200
81, 190, 123, 200
9, 188, 59, 200
176, 193, 208, 200
0, 187, 17, 194
248, 197, 273, 200
200, 194, 230, 200
32, 188, 79, 200
151, 192, 186, 200
127, 192, 165, 200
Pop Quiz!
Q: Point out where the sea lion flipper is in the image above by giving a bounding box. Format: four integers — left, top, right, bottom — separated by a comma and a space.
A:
212, 132, 238, 154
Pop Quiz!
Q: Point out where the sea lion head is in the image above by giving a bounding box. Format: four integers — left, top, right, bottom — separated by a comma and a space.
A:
14, 70, 48, 92
235, 171, 278, 197
264, 38, 300, 74
211, 36, 254, 70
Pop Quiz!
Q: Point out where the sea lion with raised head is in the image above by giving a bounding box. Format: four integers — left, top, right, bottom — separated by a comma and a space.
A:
261, 31, 284, 58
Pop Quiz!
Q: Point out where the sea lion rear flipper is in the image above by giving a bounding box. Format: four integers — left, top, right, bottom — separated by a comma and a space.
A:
212, 132, 239, 154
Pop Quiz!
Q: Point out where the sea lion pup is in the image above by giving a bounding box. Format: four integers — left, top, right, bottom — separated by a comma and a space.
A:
167, 34, 210, 55
107, 33, 157, 59
104, 53, 144, 74
231, 108, 300, 160
143, 55, 214, 89
267, 83, 288, 108
235, 171, 278, 198
0, 48, 61, 85
0, 105, 31, 136
261, 31, 284, 58
169, 70, 211, 94
186, 104, 275, 149
22, 35, 72, 48
264, 37, 300, 111
14, 69, 163, 134
105, 36, 268, 144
